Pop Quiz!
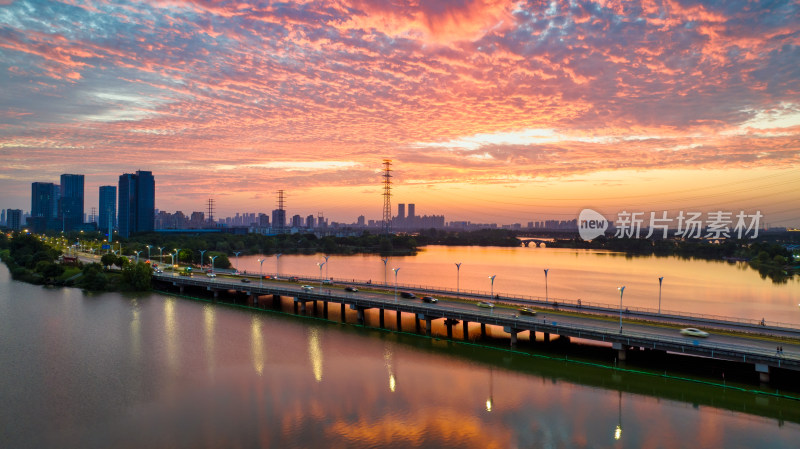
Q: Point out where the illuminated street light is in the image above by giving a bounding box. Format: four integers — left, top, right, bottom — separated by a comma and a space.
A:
658, 276, 664, 314
544, 268, 549, 302
258, 258, 266, 287
618, 286, 626, 333
392, 268, 401, 302
455, 262, 462, 299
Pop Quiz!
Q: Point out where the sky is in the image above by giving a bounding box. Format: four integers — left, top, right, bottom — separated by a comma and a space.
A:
1, 0, 799, 226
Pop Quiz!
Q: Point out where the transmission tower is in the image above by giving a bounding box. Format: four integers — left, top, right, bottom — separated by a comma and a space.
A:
381, 159, 392, 234
207, 198, 215, 227
276, 190, 286, 234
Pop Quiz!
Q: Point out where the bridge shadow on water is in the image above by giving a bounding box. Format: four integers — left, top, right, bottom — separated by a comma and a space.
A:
153, 283, 800, 427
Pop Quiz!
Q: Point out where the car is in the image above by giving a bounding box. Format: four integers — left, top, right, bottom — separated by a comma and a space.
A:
477, 301, 495, 309
289, 276, 299, 282
322, 279, 333, 285
518, 307, 536, 316
301, 285, 314, 291
206, 272, 216, 278
680, 328, 709, 338
155, 269, 163, 273
400, 291, 416, 299
241, 278, 251, 283
421, 296, 438, 303
344, 286, 358, 292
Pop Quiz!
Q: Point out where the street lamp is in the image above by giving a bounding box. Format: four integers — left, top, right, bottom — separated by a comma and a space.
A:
199, 250, 207, 270
175, 248, 181, 266
543, 268, 549, 303
210, 255, 218, 274
134, 250, 142, 263
170, 253, 176, 266
258, 258, 266, 286
146, 245, 152, 262
658, 276, 664, 314
618, 286, 626, 333
488, 275, 496, 300
233, 251, 241, 273
275, 253, 282, 279
317, 262, 326, 285
158, 247, 164, 265
455, 262, 462, 299
392, 268, 401, 302
382, 258, 388, 285
323, 255, 330, 281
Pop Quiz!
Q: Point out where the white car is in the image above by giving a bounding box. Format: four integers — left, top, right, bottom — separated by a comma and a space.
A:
680, 328, 709, 338
302, 285, 314, 291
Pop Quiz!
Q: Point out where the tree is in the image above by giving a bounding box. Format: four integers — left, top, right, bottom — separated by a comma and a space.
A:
101, 253, 116, 268
121, 261, 152, 291
79, 263, 108, 290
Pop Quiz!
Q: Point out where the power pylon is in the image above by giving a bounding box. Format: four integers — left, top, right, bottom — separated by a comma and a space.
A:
382, 159, 392, 235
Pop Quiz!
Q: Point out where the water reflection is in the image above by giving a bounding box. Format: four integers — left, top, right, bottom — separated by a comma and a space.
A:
203, 304, 215, 377
308, 328, 323, 382
384, 344, 396, 392
130, 299, 141, 361
250, 316, 265, 375
163, 297, 177, 375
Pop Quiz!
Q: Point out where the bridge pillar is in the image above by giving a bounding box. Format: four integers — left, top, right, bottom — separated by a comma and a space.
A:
357, 307, 365, 325
544, 332, 550, 342
445, 319, 458, 339
323, 301, 328, 318
509, 329, 518, 347
379, 309, 385, 328
462, 321, 469, 340
396, 311, 402, 331
179, 286, 184, 294
755, 363, 771, 384
425, 318, 432, 336
272, 295, 281, 308
340, 302, 345, 321
612, 342, 627, 361
480, 323, 486, 337
415, 315, 421, 333
313, 300, 318, 315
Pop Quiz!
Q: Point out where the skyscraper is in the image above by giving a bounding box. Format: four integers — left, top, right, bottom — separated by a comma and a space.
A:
60, 174, 84, 232
408, 203, 415, 218
118, 170, 155, 238
397, 203, 405, 219
30, 182, 59, 233
99, 185, 116, 235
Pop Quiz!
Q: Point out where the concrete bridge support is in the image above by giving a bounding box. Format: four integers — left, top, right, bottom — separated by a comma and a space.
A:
504, 326, 519, 347
357, 307, 365, 325
425, 317, 432, 336
323, 301, 328, 318
340, 303, 345, 321
612, 342, 627, 361
480, 323, 486, 338
416, 314, 422, 333
544, 332, 550, 342
379, 309, 385, 328
462, 321, 469, 340
755, 363, 771, 384
444, 319, 459, 339
396, 311, 402, 331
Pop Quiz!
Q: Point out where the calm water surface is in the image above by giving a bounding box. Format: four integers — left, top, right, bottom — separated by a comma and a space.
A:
2, 259, 800, 448
229, 245, 799, 324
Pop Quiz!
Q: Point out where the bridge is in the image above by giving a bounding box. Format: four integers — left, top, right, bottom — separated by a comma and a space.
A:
154, 272, 800, 384
518, 238, 549, 247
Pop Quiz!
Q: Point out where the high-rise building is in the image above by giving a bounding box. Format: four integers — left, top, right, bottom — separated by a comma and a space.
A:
291, 214, 303, 228
408, 203, 415, 218
6, 209, 22, 231
272, 209, 286, 233
118, 170, 155, 238
1, 209, 5, 226
258, 213, 270, 227
397, 203, 405, 219
305, 214, 315, 228
99, 186, 116, 234
60, 174, 85, 232
30, 182, 59, 233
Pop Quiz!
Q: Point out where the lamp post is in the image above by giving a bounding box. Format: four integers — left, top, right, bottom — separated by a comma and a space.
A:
382, 258, 388, 285
233, 251, 241, 273
199, 250, 207, 270
146, 245, 152, 262
170, 253, 176, 266
134, 250, 142, 264
658, 276, 664, 314
317, 262, 326, 285
258, 258, 265, 287
488, 275, 496, 300
543, 268, 549, 303
175, 248, 181, 267
158, 247, 164, 265
455, 262, 462, 299
275, 253, 282, 279
210, 255, 218, 274
323, 255, 330, 281
618, 286, 626, 333
392, 268, 401, 302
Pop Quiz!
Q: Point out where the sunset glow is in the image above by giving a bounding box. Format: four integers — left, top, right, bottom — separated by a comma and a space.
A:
1, 0, 798, 224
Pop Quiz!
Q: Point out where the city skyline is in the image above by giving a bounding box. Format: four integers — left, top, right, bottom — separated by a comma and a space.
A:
1, 1, 799, 225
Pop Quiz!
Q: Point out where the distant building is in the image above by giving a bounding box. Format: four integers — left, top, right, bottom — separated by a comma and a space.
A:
118, 170, 155, 238
6, 209, 22, 231
99, 185, 116, 234
60, 174, 85, 232
258, 213, 270, 227
30, 182, 59, 233
357, 215, 365, 226
291, 214, 303, 228
397, 204, 405, 220
305, 214, 315, 228
408, 203, 415, 218
272, 208, 286, 233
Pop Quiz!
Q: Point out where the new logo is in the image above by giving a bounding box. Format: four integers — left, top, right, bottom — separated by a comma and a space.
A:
578, 209, 608, 241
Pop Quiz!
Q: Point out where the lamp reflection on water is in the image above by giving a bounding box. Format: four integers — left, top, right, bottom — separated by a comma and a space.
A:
614, 390, 623, 441
308, 328, 323, 382
486, 367, 494, 412
384, 345, 396, 392
251, 316, 264, 375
